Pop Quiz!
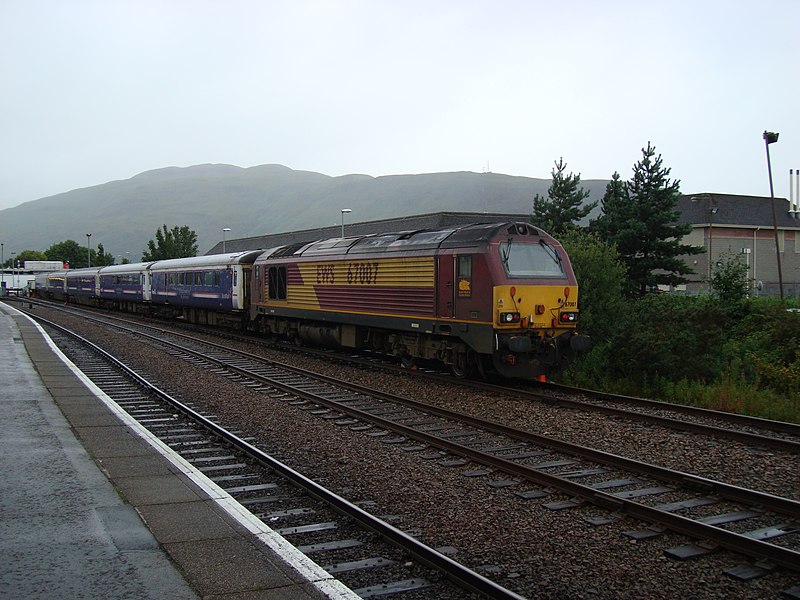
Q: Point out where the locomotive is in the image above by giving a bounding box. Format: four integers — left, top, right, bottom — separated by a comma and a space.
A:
35, 222, 589, 378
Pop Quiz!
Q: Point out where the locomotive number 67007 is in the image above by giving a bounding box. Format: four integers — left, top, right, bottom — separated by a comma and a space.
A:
347, 262, 379, 285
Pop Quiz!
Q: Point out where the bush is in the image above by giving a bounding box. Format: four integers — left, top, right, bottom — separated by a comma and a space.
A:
603, 294, 732, 383
558, 230, 627, 342
559, 294, 800, 422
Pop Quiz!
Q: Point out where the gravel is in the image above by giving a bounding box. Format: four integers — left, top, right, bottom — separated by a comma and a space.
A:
36, 307, 800, 599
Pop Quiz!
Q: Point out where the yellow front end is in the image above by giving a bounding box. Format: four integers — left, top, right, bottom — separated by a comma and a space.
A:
493, 284, 580, 334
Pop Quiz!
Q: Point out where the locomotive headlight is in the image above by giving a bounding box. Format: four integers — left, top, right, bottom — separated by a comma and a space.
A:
499, 311, 520, 324
559, 312, 578, 323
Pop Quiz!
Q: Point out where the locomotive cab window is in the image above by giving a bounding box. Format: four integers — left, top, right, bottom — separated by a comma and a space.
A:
268, 266, 287, 300
499, 241, 565, 278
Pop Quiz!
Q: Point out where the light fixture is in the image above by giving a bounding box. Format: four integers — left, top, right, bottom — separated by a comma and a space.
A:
340, 208, 352, 238
763, 130, 783, 300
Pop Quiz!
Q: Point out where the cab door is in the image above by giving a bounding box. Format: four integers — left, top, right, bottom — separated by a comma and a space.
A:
437, 255, 455, 318
454, 255, 473, 320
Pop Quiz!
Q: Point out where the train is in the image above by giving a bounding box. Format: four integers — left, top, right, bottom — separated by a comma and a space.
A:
35, 221, 590, 378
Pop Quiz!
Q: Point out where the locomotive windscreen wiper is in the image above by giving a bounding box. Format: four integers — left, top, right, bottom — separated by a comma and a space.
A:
539, 239, 562, 265
501, 237, 513, 268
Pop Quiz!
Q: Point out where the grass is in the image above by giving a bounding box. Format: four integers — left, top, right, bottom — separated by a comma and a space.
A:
566, 373, 800, 425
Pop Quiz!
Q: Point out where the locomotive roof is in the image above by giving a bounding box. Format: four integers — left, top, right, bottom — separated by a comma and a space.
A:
269, 222, 544, 258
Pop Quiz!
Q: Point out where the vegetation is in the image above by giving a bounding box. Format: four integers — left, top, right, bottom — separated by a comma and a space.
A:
530, 158, 596, 237
536, 144, 800, 423
591, 142, 702, 295
43, 240, 115, 268
3, 249, 47, 268
558, 229, 627, 343
710, 252, 750, 303
562, 296, 800, 423
93, 243, 117, 266
5, 224, 196, 270
141, 224, 198, 261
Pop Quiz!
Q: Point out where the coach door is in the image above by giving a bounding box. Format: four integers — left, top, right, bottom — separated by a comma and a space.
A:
242, 267, 251, 307
437, 255, 455, 318
143, 272, 152, 302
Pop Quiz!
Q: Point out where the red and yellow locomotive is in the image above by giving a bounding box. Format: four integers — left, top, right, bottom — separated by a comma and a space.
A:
250, 222, 590, 378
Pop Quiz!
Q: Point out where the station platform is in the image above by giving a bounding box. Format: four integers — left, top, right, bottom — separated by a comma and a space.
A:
0, 301, 356, 600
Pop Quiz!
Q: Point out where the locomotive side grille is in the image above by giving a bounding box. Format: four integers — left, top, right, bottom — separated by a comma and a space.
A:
273, 257, 437, 317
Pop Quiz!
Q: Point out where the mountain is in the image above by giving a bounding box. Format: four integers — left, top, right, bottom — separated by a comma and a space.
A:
0, 164, 610, 258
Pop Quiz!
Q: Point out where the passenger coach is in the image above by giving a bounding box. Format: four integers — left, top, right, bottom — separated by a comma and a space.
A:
149, 251, 263, 326
98, 262, 155, 309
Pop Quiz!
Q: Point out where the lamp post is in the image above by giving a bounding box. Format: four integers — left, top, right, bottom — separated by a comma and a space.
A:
86, 233, 92, 268
11, 252, 16, 289
708, 205, 718, 282
222, 227, 231, 253
340, 208, 352, 238
1, 242, 4, 290
763, 130, 783, 300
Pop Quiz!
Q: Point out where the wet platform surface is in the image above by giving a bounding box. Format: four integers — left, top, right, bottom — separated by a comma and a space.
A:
0, 301, 354, 599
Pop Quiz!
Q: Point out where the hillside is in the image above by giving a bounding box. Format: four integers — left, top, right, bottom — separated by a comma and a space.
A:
0, 164, 609, 258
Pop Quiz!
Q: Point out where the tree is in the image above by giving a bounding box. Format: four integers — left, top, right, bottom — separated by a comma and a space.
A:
142, 224, 198, 261
591, 142, 702, 295
94, 243, 117, 266
591, 172, 626, 239
44, 239, 117, 268
45, 240, 86, 268
558, 229, 627, 342
3, 249, 47, 268
530, 158, 597, 237
710, 252, 750, 303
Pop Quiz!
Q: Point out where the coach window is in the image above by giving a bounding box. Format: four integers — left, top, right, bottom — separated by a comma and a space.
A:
457, 255, 472, 298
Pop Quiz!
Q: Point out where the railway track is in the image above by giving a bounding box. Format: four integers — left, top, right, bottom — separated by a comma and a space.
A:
35, 314, 524, 600
22, 298, 800, 454
21, 302, 800, 588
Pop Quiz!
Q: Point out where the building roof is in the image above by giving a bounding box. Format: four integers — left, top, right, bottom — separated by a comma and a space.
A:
679, 193, 800, 228
208, 196, 800, 256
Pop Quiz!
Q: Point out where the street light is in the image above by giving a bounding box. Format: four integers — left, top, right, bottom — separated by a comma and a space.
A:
86, 233, 92, 268
341, 208, 352, 238
763, 130, 783, 300
222, 227, 231, 253
708, 204, 718, 282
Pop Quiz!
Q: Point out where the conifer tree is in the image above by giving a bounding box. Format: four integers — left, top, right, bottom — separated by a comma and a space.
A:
591, 143, 702, 295
530, 158, 597, 237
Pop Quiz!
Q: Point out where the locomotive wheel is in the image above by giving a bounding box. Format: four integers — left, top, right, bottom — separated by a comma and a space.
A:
451, 349, 476, 379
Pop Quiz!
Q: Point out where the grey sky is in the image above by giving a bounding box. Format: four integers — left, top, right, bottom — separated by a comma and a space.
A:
1, 0, 798, 211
